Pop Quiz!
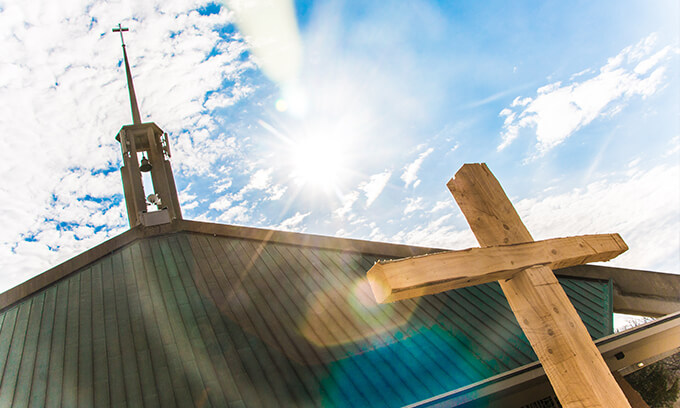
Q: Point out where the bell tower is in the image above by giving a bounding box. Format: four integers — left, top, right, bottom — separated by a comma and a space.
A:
113, 24, 182, 227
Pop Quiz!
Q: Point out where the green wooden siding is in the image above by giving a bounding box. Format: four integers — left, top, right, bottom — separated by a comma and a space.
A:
0, 232, 614, 407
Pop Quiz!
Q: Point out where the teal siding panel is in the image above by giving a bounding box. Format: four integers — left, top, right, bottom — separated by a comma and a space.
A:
101, 254, 127, 408
273, 243, 389, 407
77, 266, 94, 408
258, 241, 373, 404
13, 292, 44, 408
90, 263, 111, 408
29, 287, 56, 407
125, 243, 160, 407
61, 274, 80, 407
0, 299, 31, 407
45, 280, 68, 407
220, 238, 316, 405
144, 238, 207, 407
161, 236, 220, 407
259, 242, 371, 407
0, 307, 18, 400
159, 237, 221, 407
140, 239, 179, 408
112, 250, 144, 407
316, 247, 441, 398
560, 278, 614, 339
189, 234, 291, 407
186, 233, 278, 407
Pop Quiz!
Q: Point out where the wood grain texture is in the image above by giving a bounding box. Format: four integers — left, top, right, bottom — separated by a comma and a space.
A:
448, 163, 631, 408
367, 234, 627, 303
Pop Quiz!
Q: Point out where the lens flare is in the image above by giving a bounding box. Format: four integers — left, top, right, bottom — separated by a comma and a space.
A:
275, 98, 288, 112
299, 277, 419, 349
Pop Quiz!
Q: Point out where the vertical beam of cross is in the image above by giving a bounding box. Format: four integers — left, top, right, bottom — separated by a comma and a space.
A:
447, 163, 630, 407
112, 23, 142, 125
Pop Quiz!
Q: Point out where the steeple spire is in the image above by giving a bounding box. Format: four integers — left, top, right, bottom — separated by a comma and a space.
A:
113, 24, 182, 227
113, 23, 142, 125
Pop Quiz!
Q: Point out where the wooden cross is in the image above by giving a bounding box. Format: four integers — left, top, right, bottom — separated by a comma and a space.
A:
366, 163, 631, 408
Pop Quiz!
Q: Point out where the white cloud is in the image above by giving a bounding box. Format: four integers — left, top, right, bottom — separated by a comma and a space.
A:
403, 196, 425, 214
183, 201, 199, 210
214, 179, 233, 194
334, 191, 359, 218
359, 170, 391, 207
204, 84, 254, 109
209, 195, 232, 211
516, 163, 680, 273
178, 183, 198, 209
266, 184, 287, 201
247, 168, 274, 190
217, 204, 251, 224
392, 214, 476, 250
401, 147, 434, 188
432, 200, 454, 212
232, 168, 274, 201
275, 211, 310, 231
368, 225, 388, 242
665, 135, 680, 157
499, 34, 675, 155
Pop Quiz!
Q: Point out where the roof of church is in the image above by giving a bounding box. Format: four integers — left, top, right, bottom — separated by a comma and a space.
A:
0, 221, 618, 407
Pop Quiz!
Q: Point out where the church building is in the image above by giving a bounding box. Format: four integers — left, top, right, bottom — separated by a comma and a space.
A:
0, 28, 678, 408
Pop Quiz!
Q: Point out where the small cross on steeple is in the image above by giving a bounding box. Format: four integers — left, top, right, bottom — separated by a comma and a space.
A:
112, 23, 129, 46
112, 23, 141, 125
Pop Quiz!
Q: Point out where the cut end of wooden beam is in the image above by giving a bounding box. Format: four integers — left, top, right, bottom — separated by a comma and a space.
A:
612, 233, 629, 252
446, 163, 491, 190
447, 163, 534, 247
366, 263, 391, 304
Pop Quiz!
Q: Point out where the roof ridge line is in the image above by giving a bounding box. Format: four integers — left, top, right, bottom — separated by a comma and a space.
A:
0, 219, 441, 311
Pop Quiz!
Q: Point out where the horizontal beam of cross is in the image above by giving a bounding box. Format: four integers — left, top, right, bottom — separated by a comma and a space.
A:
367, 233, 627, 303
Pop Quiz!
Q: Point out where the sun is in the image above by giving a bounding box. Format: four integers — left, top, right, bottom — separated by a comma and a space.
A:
290, 134, 347, 189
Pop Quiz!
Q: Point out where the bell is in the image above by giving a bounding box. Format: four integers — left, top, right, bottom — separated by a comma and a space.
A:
139, 156, 152, 172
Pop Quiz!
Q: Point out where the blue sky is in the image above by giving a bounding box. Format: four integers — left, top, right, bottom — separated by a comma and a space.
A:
0, 0, 678, 297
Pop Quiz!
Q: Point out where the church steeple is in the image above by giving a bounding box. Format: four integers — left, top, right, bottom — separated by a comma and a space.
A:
113, 24, 182, 227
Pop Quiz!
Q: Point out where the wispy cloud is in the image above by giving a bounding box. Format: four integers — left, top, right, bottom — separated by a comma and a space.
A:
392, 214, 476, 250
403, 196, 425, 214
276, 211, 311, 231
334, 191, 360, 219
432, 200, 454, 212
232, 168, 286, 201
178, 184, 199, 210
217, 204, 251, 224
209, 195, 232, 211
499, 33, 675, 156
401, 147, 434, 188
360, 170, 392, 207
